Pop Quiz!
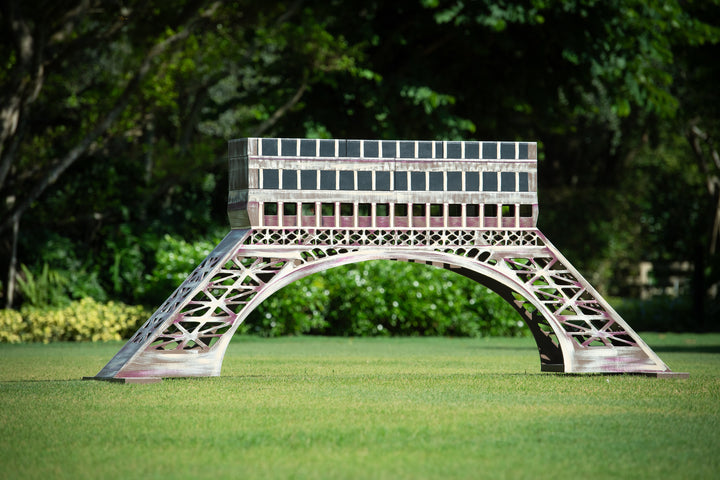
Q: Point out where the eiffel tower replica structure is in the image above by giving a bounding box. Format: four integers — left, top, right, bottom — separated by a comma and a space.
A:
91, 138, 685, 382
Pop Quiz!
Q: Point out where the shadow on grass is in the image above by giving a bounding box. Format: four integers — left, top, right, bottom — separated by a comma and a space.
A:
650, 345, 720, 354
462, 345, 537, 352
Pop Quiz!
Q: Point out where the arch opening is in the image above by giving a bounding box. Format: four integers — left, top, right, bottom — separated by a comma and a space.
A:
187, 248, 569, 372
244, 258, 528, 339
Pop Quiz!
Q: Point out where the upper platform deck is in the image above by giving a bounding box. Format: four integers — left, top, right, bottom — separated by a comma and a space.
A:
228, 138, 538, 230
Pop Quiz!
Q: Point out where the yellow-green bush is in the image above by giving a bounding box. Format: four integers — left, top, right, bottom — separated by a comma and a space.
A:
0, 298, 149, 343
0, 308, 25, 343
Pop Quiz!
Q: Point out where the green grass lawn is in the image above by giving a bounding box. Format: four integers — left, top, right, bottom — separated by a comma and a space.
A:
1, 334, 719, 480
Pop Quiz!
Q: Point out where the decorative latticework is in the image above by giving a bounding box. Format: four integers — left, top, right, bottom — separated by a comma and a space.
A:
92, 138, 683, 381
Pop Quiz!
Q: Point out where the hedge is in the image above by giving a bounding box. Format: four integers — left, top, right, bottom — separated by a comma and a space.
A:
244, 260, 528, 338
1, 261, 531, 343
0, 298, 149, 343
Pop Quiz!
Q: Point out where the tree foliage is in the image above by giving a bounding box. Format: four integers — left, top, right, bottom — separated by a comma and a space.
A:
1, 0, 719, 331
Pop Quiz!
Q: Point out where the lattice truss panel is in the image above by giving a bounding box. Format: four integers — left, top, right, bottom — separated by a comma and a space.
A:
133, 228, 636, 358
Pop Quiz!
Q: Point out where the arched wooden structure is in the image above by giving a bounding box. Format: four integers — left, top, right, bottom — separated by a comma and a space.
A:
91, 138, 684, 381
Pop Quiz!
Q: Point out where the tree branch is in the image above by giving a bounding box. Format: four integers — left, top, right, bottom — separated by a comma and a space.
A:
251, 81, 308, 137
0, 2, 222, 235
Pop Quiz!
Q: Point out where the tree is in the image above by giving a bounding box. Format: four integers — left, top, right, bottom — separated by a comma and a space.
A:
1, 0, 718, 332
0, 0, 374, 306
0, 0, 227, 305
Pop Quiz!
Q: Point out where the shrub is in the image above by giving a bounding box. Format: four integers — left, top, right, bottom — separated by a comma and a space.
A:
0, 298, 149, 343
247, 260, 528, 338
0, 309, 24, 343
137, 234, 219, 305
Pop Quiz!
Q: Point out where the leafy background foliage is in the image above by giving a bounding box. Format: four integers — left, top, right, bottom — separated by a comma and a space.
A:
1, 0, 719, 340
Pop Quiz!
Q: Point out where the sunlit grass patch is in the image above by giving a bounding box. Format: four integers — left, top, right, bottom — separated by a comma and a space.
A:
1, 334, 718, 479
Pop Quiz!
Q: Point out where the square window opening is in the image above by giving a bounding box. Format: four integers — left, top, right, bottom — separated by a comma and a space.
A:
283, 203, 297, 216
394, 204, 408, 216
321, 203, 335, 216
302, 203, 316, 216
376, 203, 390, 216
502, 204, 516, 217
412, 204, 426, 216
430, 204, 443, 217
263, 203, 278, 215
448, 204, 462, 217
340, 203, 354, 216
358, 203, 371, 217
484, 204, 498, 217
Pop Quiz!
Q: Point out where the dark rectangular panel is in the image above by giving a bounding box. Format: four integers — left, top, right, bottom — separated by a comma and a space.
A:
501, 172, 516, 191
446, 142, 462, 159
519, 172, 529, 191
381, 141, 396, 158
447, 171, 462, 191
320, 170, 336, 190
429, 171, 444, 191
301, 170, 317, 190
319, 140, 335, 157
464, 142, 480, 159
300, 139, 316, 156
465, 172, 479, 191
400, 141, 415, 158
281, 139, 297, 156
435, 141, 444, 158
518, 143, 529, 160
483, 172, 498, 191
357, 171, 372, 190
262, 138, 278, 156
339, 171, 354, 190
364, 141, 379, 157
263, 169, 279, 189
376, 171, 391, 191
411, 171, 426, 191
347, 140, 361, 157
394, 171, 408, 190
417, 141, 433, 158
501, 142, 515, 159
482, 142, 497, 159
282, 170, 297, 189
